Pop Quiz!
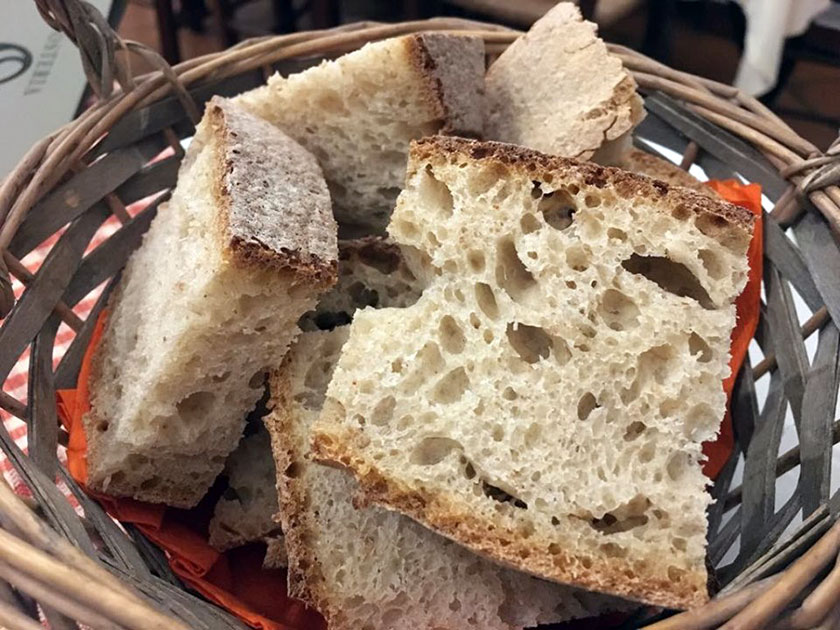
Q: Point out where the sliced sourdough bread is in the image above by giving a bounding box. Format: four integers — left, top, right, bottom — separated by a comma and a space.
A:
84, 98, 338, 507
209, 425, 282, 554
485, 2, 644, 163
312, 136, 754, 609
235, 34, 485, 232
267, 328, 621, 630
620, 148, 717, 198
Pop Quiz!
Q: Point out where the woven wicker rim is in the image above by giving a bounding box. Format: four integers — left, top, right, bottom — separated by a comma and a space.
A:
0, 3, 838, 630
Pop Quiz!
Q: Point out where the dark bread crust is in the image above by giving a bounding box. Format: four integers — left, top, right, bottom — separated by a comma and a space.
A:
406, 34, 486, 137
206, 97, 338, 286
263, 368, 347, 626
411, 136, 754, 251
312, 420, 707, 611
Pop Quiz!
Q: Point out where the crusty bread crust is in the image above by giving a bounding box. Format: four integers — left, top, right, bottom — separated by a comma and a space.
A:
620, 148, 718, 198
406, 34, 485, 137
206, 98, 338, 285
412, 136, 753, 239
311, 421, 706, 609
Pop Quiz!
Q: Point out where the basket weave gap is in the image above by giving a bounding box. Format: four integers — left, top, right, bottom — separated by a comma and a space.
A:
764, 220, 822, 311
709, 508, 741, 568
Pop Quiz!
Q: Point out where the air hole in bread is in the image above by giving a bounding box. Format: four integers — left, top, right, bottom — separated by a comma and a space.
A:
538, 190, 576, 230
639, 442, 656, 463
409, 437, 463, 465
404, 342, 445, 391
524, 423, 541, 447
481, 480, 527, 509
577, 392, 599, 421
667, 452, 690, 481
565, 243, 591, 272
638, 344, 677, 386
607, 227, 627, 241
470, 163, 509, 196
212, 371, 231, 383
284, 462, 302, 479
491, 424, 505, 441
685, 403, 716, 440
432, 367, 470, 404
589, 497, 651, 535
467, 250, 485, 272
622, 253, 714, 309
247, 371, 266, 389
623, 421, 646, 441
667, 566, 686, 583
598, 289, 640, 331
395, 218, 419, 238
672, 537, 687, 552
600, 542, 627, 558
175, 390, 216, 423
96, 421, 109, 433
520, 213, 542, 234
698, 248, 725, 280
469, 312, 481, 329
483, 329, 494, 344
688, 332, 713, 362
238, 293, 262, 317
502, 387, 518, 401
427, 231, 441, 247
495, 239, 537, 303
506, 323, 552, 364
475, 283, 499, 319
371, 396, 396, 426
584, 193, 601, 208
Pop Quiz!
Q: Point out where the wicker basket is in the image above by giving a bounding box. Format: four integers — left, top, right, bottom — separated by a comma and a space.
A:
1, 1, 839, 628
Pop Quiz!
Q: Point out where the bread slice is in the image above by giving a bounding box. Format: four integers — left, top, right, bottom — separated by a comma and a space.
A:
209, 425, 283, 554
312, 136, 754, 609
235, 34, 485, 232
620, 148, 717, 198
485, 2, 644, 163
267, 328, 623, 630
208, 236, 421, 554
84, 98, 338, 507
263, 535, 287, 569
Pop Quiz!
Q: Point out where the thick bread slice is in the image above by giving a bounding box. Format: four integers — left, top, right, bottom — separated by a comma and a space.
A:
209, 236, 422, 552
485, 2, 644, 163
209, 425, 282, 553
312, 136, 754, 609
84, 98, 338, 507
621, 148, 717, 198
267, 329, 623, 630
235, 34, 485, 232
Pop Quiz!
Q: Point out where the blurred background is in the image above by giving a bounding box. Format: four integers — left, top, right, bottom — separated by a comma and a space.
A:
117, 0, 840, 149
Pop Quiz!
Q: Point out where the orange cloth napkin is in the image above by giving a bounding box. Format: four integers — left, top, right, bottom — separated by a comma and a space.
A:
55, 179, 763, 629
701, 180, 763, 479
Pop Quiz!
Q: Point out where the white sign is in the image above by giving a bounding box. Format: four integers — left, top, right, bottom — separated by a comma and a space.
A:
0, 0, 115, 177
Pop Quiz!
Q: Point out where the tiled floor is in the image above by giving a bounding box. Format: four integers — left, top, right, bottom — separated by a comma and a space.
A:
118, 0, 840, 150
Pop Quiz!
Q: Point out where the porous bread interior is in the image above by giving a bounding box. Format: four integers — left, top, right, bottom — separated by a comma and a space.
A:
84, 118, 324, 507
300, 238, 425, 331
234, 34, 485, 232
314, 138, 752, 609
269, 328, 623, 630
485, 2, 644, 161
209, 424, 281, 551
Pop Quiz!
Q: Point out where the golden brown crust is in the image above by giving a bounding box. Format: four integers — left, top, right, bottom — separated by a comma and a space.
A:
406, 34, 485, 138
263, 369, 340, 624
311, 422, 708, 611
206, 98, 338, 287
621, 148, 717, 198
411, 136, 754, 253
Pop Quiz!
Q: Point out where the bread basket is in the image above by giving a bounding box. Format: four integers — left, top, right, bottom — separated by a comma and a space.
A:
1, 1, 839, 628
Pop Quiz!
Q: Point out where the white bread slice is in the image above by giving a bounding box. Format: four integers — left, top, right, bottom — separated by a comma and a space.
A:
312, 136, 754, 609
485, 2, 644, 163
209, 237, 422, 554
620, 148, 718, 198
267, 328, 623, 630
84, 98, 338, 507
235, 34, 485, 232
209, 425, 282, 554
